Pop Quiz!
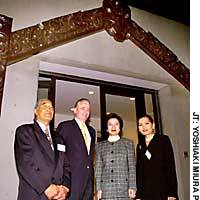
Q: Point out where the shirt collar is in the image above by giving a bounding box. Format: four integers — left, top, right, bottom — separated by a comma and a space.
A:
75, 117, 86, 127
36, 120, 50, 133
108, 135, 120, 142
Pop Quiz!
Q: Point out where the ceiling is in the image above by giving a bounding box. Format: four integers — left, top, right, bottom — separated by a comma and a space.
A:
126, 0, 190, 25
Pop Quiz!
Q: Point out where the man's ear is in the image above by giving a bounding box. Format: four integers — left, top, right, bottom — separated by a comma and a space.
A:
34, 109, 37, 116
73, 108, 77, 114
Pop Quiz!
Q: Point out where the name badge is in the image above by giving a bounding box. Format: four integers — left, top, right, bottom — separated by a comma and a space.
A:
57, 144, 66, 152
145, 150, 151, 160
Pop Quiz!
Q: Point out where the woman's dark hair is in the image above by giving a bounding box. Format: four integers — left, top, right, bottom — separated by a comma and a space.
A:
106, 113, 124, 137
138, 114, 154, 125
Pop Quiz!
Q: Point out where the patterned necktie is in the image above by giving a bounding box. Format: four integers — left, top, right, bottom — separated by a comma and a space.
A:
80, 123, 90, 153
45, 128, 54, 150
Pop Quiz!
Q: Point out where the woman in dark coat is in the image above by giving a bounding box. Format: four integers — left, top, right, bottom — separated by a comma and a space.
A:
136, 114, 178, 200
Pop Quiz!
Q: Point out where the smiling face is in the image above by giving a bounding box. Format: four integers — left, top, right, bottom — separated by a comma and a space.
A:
138, 116, 155, 137
107, 118, 121, 136
34, 99, 54, 126
74, 100, 90, 123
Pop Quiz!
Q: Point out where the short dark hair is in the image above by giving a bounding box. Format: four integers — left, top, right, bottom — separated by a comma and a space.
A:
106, 113, 123, 129
106, 113, 124, 137
74, 98, 90, 107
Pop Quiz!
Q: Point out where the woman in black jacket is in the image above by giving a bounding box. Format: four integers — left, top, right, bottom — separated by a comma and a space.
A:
136, 114, 178, 200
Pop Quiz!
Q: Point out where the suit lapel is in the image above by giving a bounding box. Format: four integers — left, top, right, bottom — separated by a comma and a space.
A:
87, 125, 95, 155
52, 134, 63, 165
33, 121, 55, 162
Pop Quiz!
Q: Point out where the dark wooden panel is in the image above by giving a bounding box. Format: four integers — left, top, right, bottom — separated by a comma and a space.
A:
0, 15, 12, 115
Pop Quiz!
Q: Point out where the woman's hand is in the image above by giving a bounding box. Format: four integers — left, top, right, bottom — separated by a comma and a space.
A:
128, 189, 136, 199
97, 190, 102, 200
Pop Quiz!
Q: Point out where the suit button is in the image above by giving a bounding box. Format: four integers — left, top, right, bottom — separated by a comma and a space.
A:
111, 160, 114, 163
111, 169, 114, 173
111, 151, 114, 153
111, 179, 113, 182
87, 166, 90, 169
36, 167, 40, 171
111, 143, 114, 145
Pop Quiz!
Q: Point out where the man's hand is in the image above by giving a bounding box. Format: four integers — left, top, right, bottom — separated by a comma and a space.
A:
44, 184, 59, 200
52, 185, 70, 200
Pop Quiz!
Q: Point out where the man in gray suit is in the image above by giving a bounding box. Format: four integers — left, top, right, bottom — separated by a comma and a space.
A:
14, 99, 70, 200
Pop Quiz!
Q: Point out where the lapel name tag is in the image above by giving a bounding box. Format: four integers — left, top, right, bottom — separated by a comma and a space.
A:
57, 144, 66, 152
145, 150, 151, 160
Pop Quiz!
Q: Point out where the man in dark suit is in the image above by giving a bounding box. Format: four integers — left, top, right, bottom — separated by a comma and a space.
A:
57, 98, 96, 200
14, 99, 70, 200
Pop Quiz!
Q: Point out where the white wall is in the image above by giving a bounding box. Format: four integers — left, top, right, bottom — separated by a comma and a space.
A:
159, 86, 190, 200
0, 57, 40, 199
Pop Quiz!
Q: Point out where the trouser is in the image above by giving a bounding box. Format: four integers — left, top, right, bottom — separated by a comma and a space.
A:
82, 178, 93, 200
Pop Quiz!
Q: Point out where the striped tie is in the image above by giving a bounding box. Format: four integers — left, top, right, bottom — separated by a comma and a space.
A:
45, 128, 54, 150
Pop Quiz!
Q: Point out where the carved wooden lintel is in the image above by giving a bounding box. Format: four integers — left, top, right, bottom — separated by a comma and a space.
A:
8, 8, 104, 64
0, 14, 13, 114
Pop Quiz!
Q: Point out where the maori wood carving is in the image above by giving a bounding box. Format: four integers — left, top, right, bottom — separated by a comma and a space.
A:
0, 0, 190, 114
8, 8, 104, 64
0, 15, 12, 114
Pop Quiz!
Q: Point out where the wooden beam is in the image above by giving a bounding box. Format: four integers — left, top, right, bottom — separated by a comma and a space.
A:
0, 15, 12, 115
7, 8, 104, 65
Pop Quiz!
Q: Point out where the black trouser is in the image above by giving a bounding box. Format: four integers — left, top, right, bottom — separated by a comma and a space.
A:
82, 178, 93, 200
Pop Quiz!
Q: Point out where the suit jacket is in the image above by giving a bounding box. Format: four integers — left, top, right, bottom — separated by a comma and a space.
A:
14, 121, 70, 200
95, 137, 136, 199
136, 134, 178, 200
57, 119, 96, 200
